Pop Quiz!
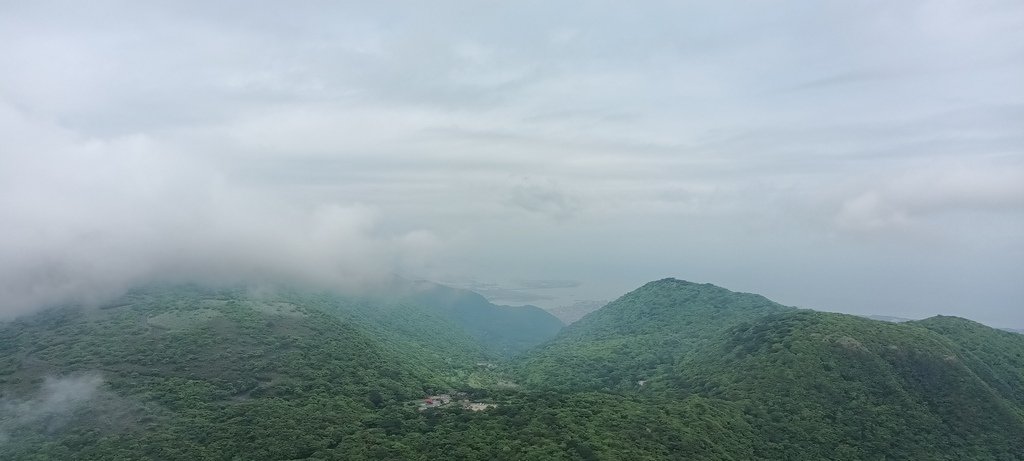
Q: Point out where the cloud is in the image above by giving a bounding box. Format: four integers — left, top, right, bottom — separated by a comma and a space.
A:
0, 102, 442, 318
0, 374, 104, 440
506, 178, 581, 221
835, 192, 912, 233
834, 163, 1024, 233
0, 0, 1022, 325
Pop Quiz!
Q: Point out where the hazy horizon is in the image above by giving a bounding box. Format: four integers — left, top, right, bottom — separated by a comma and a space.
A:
2, 1, 1022, 327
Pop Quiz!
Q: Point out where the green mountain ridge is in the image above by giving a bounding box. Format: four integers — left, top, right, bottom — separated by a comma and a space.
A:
516, 279, 1024, 459
2, 277, 1022, 460
313, 278, 563, 363
673, 310, 1024, 458
528, 280, 1024, 456
516, 278, 794, 391
396, 280, 564, 357
0, 285, 438, 459
0, 281, 564, 459
913, 315, 1024, 409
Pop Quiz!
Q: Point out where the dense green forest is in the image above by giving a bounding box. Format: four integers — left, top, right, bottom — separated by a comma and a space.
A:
516, 279, 795, 391
2, 279, 1022, 460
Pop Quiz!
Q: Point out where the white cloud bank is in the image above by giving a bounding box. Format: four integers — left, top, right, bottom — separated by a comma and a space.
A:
0, 103, 440, 318
0, 0, 1022, 325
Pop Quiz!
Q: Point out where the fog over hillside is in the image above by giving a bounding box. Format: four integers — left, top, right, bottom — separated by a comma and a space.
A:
1, 1, 1023, 326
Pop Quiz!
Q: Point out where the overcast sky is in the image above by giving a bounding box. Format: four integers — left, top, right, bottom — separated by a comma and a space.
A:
2, 1, 1022, 326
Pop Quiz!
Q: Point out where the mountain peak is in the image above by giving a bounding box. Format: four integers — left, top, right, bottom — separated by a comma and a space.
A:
518, 278, 794, 390
645, 277, 703, 287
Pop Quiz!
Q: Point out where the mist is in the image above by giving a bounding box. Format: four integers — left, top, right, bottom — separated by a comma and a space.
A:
0, 110, 439, 318
0, 374, 104, 442
2, 1, 1023, 326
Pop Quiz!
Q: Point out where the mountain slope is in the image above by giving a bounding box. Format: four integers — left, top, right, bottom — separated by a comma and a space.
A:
0, 280, 568, 460
4, 278, 1021, 460
0, 282, 755, 460
913, 315, 1024, 410
675, 310, 1024, 459
0, 284, 445, 460
394, 280, 564, 357
517, 278, 793, 390
515, 279, 1024, 459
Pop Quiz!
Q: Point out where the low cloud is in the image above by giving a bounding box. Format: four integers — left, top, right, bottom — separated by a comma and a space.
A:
0, 374, 104, 440
0, 104, 441, 319
1, 1, 1022, 326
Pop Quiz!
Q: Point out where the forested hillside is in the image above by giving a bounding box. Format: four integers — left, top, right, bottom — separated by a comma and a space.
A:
515, 279, 1024, 459
391, 280, 565, 357
914, 315, 1024, 409
671, 311, 1024, 459
0, 285, 440, 459
2, 280, 1022, 460
516, 279, 793, 390
0, 283, 562, 459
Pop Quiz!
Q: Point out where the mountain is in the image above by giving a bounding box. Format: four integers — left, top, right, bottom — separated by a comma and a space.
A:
311, 278, 564, 362
3, 277, 1022, 460
673, 310, 1024, 459
516, 278, 794, 390
0, 281, 563, 459
913, 315, 1024, 408
516, 279, 1024, 459
0, 284, 441, 459
393, 280, 564, 357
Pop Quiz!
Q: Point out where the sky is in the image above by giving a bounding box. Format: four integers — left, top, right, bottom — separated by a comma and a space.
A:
1, 1, 1022, 326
